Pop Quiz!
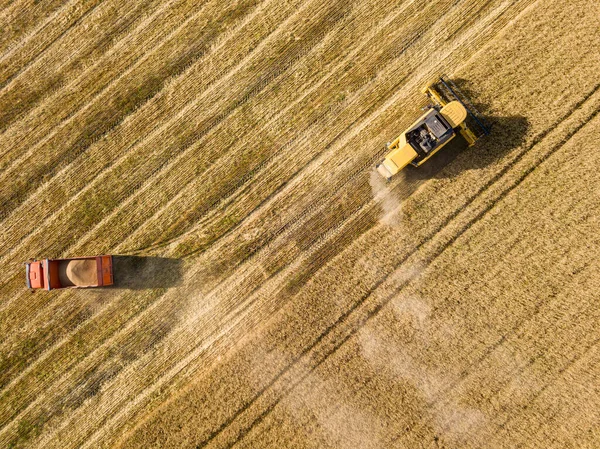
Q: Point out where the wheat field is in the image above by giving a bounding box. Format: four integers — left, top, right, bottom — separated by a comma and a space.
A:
0, 0, 599, 447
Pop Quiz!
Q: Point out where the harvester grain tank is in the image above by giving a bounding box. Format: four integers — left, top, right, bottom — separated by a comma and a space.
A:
26, 255, 113, 290
376, 77, 490, 179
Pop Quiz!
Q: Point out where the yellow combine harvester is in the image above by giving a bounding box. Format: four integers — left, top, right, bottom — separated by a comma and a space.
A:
376, 77, 490, 179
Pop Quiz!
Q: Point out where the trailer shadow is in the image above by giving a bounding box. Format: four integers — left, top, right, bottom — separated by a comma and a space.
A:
110, 255, 183, 289
401, 77, 530, 181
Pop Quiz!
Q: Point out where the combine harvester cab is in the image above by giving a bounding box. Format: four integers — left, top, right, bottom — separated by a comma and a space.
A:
377, 77, 491, 180
26, 255, 114, 290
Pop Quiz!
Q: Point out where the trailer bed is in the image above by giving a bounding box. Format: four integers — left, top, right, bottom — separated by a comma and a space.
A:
26, 255, 113, 290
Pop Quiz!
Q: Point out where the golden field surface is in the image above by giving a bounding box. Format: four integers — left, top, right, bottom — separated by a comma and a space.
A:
0, 0, 599, 447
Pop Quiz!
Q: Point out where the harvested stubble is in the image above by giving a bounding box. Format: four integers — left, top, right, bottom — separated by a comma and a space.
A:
0, 0, 72, 55
0, 0, 165, 133
0, 0, 599, 447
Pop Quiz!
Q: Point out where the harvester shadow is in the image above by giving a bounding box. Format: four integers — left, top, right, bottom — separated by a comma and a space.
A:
402, 77, 530, 181
110, 255, 183, 289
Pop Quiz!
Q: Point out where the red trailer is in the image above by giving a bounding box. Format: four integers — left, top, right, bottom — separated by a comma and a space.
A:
26, 255, 113, 290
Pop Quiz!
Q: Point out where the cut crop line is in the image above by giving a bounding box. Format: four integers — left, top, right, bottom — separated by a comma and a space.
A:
103, 0, 419, 253
0, 0, 163, 98
0, 0, 456, 257
0, 0, 366, 418
0, 0, 105, 94
0, 108, 362, 413
0, 0, 214, 167
0, 1, 310, 237
4, 100, 377, 440
0, 0, 304, 268
0, 0, 356, 288
0, 0, 216, 162
68, 5, 357, 253
0, 0, 90, 65
0, 0, 434, 234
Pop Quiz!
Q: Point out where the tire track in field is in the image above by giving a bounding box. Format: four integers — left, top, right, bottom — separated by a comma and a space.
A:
275, 264, 600, 449
0, 0, 354, 428
208, 85, 600, 449
392, 278, 600, 447
0, 0, 104, 90
308, 81, 600, 385
205, 113, 598, 449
